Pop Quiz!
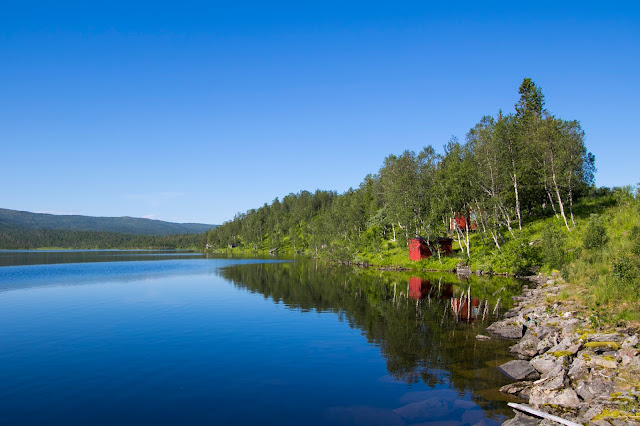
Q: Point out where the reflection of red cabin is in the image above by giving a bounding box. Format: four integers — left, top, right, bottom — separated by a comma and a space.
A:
409, 277, 431, 299
408, 277, 454, 300
408, 237, 453, 261
451, 298, 480, 321
450, 211, 477, 231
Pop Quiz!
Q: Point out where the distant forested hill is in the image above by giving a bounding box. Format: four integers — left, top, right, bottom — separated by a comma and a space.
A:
0, 208, 217, 236
0, 227, 206, 250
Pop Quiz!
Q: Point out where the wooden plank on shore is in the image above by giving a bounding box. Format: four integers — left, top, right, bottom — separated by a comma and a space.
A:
507, 403, 582, 426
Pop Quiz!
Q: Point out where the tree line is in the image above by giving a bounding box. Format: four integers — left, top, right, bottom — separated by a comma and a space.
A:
0, 227, 204, 250
205, 78, 595, 258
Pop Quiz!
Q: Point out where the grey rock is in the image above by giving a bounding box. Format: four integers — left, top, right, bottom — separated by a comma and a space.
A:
498, 360, 541, 381
500, 381, 533, 398
576, 379, 614, 402
502, 411, 542, 426
539, 421, 561, 426
487, 320, 524, 340
588, 333, 624, 343
510, 334, 541, 358
536, 331, 560, 355
588, 355, 618, 369
582, 404, 604, 422
540, 363, 565, 381
531, 354, 560, 375
619, 348, 638, 365
568, 357, 589, 382
537, 369, 567, 391
622, 334, 639, 349
547, 337, 573, 354
566, 343, 582, 355
456, 263, 471, 277
529, 387, 580, 409
610, 420, 638, 426
576, 378, 613, 402
504, 309, 520, 319
559, 318, 580, 335
476, 334, 491, 341
533, 325, 556, 339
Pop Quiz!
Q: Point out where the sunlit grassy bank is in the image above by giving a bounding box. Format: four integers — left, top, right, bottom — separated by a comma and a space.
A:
211, 187, 640, 324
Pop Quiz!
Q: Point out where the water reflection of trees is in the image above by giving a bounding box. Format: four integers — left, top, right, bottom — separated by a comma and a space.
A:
218, 261, 523, 414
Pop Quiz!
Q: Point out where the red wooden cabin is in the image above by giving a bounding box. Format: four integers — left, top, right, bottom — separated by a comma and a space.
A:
408, 237, 453, 261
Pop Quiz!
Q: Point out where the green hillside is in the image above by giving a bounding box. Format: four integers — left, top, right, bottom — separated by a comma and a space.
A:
0, 208, 217, 236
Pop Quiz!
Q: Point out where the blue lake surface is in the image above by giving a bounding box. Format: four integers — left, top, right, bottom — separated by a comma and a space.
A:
0, 251, 522, 425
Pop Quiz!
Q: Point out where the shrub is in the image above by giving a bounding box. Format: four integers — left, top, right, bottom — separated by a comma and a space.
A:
501, 237, 541, 276
612, 256, 638, 283
631, 225, 640, 256
360, 225, 383, 252
583, 214, 609, 250
541, 227, 567, 270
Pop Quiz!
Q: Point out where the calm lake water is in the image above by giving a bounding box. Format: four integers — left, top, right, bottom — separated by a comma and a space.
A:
0, 250, 523, 425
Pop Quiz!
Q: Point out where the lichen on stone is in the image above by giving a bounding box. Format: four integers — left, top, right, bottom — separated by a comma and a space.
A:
584, 341, 620, 351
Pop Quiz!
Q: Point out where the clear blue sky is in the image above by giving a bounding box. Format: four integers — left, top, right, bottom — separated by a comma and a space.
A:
1, 1, 638, 225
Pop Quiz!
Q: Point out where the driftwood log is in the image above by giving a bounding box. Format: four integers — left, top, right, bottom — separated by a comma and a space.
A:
507, 403, 582, 426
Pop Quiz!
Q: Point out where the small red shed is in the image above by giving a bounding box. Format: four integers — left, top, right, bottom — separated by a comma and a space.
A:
408, 237, 453, 261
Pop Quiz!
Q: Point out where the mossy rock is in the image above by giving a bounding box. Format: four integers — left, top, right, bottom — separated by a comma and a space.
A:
593, 409, 640, 421
553, 350, 574, 357
584, 341, 620, 351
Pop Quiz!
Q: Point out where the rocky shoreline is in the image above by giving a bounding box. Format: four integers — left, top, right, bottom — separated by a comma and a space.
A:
484, 274, 640, 425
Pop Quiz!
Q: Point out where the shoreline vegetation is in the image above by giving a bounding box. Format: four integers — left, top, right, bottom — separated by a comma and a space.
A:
201, 78, 640, 423
208, 192, 640, 425
3, 78, 639, 422
204, 79, 640, 325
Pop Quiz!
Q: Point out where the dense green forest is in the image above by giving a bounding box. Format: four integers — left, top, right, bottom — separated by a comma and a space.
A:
206, 78, 640, 321
0, 208, 216, 235
205, 78, 596, 258
0, 208, 215, 249
0, 226, 204, 250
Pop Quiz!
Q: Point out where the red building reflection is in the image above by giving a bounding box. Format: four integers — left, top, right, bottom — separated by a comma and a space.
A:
408, 277, 453, 300
451, 297, 480, 322
408, 277, 481, 323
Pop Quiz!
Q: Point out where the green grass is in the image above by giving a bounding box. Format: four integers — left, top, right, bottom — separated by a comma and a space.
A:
208, 190, 640, 325
351, 192, 640, 323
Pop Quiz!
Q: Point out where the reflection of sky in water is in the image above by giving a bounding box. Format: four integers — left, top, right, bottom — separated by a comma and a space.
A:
0, 253, 513, 425
0, 258, 288, 294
